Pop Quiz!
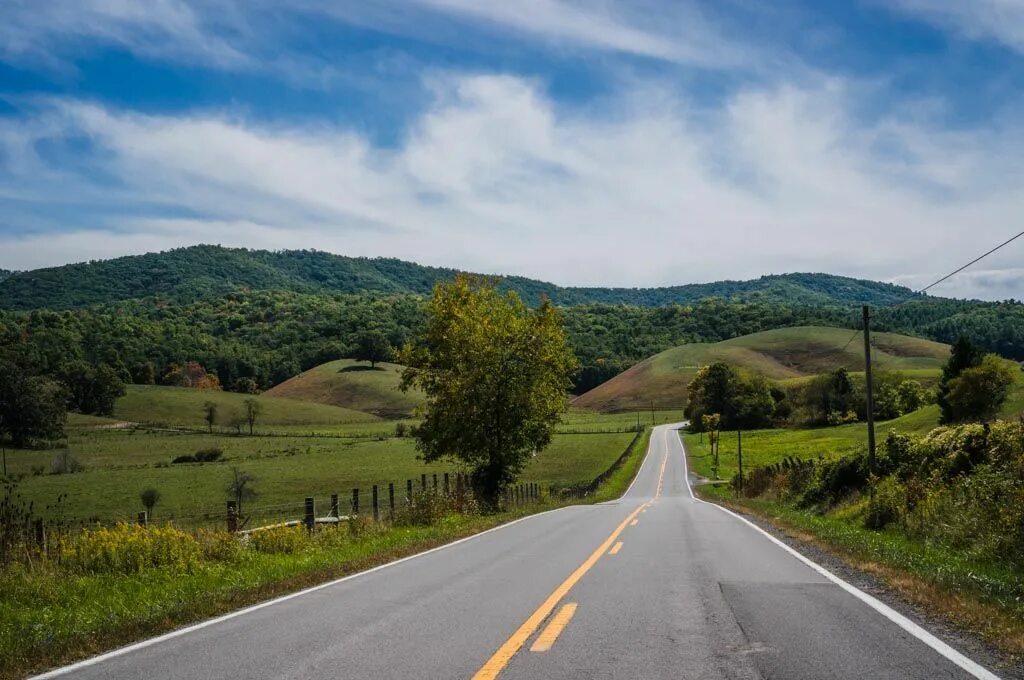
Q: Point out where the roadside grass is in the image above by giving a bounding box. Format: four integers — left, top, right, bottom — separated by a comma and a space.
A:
0, 425, 657, 679
697, 485, 1024, 660
682, 423, 1024, 661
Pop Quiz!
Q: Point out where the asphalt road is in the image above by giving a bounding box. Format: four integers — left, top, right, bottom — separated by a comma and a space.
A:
39, 424, 1000, 680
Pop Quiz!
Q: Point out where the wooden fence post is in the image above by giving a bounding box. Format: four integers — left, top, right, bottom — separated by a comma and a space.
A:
432, 473, 438, 493
330, 494, 339, 518
304, 497, 315, 532
406, 479, 413, 502
444, 472, 450, 495
421, 474, 427, 492
389, 483, 395, 518
33, 518, 46, 554
226, 500, 238, 533
352, 488, 360, 515
137, 511, 148, 527
372, 485, 379, 521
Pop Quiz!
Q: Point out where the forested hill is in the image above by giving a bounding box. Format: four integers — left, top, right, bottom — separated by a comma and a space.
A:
0, 245, 920, 311
0, 269, 12, 283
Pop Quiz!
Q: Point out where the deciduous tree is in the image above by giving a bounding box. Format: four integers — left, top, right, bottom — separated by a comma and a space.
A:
399, 275, 578, 507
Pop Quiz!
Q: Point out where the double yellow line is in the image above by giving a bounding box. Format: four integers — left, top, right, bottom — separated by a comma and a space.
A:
471, 451, 668, 680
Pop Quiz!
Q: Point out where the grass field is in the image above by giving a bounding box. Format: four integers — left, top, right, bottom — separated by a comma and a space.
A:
4, 408, 671, 528
574, 326, 949, 412
264, 359, 423, 418
114, 385, 379, 428
683, 370, 1024, 482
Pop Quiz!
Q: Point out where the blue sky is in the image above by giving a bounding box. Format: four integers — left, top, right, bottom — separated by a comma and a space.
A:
3, 1, 1024, 299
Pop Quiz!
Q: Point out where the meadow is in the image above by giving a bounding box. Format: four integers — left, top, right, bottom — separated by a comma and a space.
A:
4, 399, 680, 530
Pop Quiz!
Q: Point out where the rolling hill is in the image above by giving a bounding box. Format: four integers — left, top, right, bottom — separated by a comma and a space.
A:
0, 244, 921, 310
264, 359, 424, 418
113, 385, 380, 428
573, 326, 951, 412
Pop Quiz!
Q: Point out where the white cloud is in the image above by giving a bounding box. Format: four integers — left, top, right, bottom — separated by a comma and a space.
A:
887, 0, 1024, 54
0, 0, 251, 71
2, 74, 1024, 299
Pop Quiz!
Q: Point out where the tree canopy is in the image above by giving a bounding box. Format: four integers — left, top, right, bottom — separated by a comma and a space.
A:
399, 275, 578, 506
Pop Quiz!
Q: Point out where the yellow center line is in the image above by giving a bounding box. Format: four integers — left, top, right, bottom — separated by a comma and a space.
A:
608, 541, 623, 555
471, 444, 671, 680
529, 603, 578, 653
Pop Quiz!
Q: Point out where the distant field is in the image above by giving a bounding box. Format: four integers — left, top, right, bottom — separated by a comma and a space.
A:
114, 385, 378, 428
264, 359, 423, 418
5, 408, 661, 528
574, 326, 950, 412
682, 371, 1024, 481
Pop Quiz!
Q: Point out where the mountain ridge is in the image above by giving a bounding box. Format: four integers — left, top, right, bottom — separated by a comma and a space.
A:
0, 244, 921, 311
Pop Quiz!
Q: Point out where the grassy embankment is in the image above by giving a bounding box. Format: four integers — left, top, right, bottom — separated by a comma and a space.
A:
1, 418, 655, 679
681, 376, 1024, 659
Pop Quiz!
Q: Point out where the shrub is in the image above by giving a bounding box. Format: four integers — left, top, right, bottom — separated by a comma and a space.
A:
249, 525, 308, 554
172, 447, 223, 464
61, 523, 202, 574
196, 529, 243, 562
394, 422, 408, 438
864, 477, 904, 530
194, 448, 223, 463
49, 451, 83, 475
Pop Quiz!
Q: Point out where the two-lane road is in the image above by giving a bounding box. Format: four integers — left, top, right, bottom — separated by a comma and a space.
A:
39, 424, 999, 679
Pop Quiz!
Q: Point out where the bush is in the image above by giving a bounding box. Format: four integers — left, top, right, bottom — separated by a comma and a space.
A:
61, 523, 202, 574
864, 477, 904, 530
394, 422, 408, 438
49, 451, 84, 475
196, 529, 243, 562
172, 447, 223, 464
249, 525, 308, 554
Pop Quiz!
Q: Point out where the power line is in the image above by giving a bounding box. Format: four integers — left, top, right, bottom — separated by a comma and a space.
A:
919, 230, 1024, 294
839, 328, 861, 354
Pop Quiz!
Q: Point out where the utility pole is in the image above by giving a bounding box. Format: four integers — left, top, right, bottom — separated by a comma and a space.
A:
737, 428, 743, 495
862, 305, 877, 499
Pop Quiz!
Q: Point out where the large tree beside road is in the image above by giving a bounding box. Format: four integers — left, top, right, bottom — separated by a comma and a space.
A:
399, 275, 578, 507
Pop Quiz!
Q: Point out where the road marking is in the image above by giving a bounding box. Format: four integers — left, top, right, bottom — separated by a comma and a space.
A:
30, 504, 583, 680
609, 541, 623, 555
672, 427, 1002, 680
530, 603, 578, 653
471, 501, 649, 680
630, 519, 638, 526
473, 436, 670, 679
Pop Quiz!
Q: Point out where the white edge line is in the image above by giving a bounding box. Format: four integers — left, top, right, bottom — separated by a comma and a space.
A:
621, 425, 658, 498
30, 503, 577, 679
34, 426, 666, 679
674, 429, 1002, 680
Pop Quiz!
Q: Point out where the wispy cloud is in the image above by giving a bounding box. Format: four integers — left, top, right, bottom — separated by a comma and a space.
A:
3, 73, 1023, 298
886, 0, 1024, 54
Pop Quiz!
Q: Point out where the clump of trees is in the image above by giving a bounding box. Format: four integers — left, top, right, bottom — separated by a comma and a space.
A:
399, 275, 578, 507
937, 337, 1015, 424
685, 363, 777, 432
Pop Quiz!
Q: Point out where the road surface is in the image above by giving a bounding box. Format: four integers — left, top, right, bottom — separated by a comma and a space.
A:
38, 424, 1000, 680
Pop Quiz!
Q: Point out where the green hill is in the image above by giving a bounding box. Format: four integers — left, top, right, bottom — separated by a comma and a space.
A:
264, 359, 424, 418
573, 326, 951, 412
113, 385, 379, 429
0, 244, 921, 310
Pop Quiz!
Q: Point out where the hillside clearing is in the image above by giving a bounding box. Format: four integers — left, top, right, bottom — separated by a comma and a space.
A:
264, 359, 423, 418
574, 326, 949, 412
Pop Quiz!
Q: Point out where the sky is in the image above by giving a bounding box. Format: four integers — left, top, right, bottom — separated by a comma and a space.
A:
3, 1, 1024, 300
